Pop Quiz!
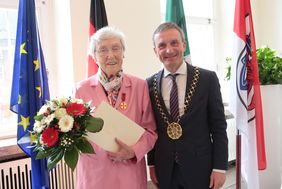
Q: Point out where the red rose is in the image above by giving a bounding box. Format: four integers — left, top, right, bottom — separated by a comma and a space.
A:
41, 127, 59, 147
66, 103, 87, 117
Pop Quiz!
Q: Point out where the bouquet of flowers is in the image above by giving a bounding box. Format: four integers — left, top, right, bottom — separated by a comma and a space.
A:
32, 97, 103, 171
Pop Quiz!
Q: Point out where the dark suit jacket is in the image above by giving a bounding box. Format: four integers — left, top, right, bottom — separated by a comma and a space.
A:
147, 64, 228, 189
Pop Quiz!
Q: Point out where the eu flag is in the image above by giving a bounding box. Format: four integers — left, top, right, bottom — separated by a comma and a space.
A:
10, 0, 50, 188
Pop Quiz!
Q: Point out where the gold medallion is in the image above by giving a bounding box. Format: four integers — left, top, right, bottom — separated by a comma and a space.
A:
120, 102, 127, 110
167, 122, 182, 140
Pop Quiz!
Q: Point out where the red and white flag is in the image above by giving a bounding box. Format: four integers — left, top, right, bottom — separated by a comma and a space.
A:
230, 0, 266, 188
87, 0, 108, 77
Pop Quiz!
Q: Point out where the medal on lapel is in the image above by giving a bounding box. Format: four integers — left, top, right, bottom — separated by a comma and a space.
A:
120, 93, 127, 110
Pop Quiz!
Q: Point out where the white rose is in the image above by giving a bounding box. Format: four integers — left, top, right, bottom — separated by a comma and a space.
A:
58, 115, 74, 132
55, 108, 67, 119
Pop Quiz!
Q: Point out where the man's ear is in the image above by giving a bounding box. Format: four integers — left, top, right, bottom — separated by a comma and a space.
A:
153, 47, 158, 56
183, 41, 186, 50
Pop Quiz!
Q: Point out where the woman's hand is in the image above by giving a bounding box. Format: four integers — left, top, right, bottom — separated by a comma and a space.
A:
107, 138, 135, 162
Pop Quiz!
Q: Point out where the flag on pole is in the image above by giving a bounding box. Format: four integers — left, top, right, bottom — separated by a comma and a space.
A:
87, 0, 108, 77
10, 0, 50, 188
230, 0, 266, 188
165, 0, 191, 61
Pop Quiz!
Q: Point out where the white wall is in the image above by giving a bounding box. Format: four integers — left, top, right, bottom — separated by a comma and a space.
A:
252, 0, 282, 53
39, 0, 281, 97
213, 0, 235, 102
104, 0, 161, 78
40, 0, 161, 97
39, 0, 74, 97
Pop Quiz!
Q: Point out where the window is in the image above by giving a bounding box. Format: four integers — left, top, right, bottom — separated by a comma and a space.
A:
0, 7, 18, 139
0, 0, 47, 141
160, 0, 215, 71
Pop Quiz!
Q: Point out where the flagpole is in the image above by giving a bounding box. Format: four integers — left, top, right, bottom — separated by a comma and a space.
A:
236, 129, 241, 189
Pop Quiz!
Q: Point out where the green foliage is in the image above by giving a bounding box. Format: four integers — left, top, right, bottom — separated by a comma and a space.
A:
257, 47, 282, 85
47, 150, 64, 171
76, 139, 95, 154
225, 47, 282, 85
224, 57, 232, 81
64, 147, 79, 171
86, 117, 104, 132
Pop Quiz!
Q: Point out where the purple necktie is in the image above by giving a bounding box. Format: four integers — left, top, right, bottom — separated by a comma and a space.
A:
169, 74, 179, 122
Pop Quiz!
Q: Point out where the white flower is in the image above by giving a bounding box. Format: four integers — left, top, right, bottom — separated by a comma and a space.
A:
40, 116, 47, 125
38, 105, 50, 115
45, 113, 55, 125
34, 121, 46, 133
55, 108, 67, 119
71, 98, 84, 104
58, 115, 74, 132
39, 135, 45, 145
49, 100, 59, 111
58, 97, 68, 105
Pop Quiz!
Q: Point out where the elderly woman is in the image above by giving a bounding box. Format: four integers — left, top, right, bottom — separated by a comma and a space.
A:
74, 26, 157, 189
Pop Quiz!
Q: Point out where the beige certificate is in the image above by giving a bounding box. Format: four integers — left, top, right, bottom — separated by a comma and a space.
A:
87, 101, 145, 152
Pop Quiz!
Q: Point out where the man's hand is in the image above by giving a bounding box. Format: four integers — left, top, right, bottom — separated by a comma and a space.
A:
149, 166, 159, 188
107, 138, 135, 162
209, 171, 226, 189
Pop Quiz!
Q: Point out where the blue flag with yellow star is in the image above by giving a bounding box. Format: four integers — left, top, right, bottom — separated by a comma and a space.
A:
10, 0, 50, 188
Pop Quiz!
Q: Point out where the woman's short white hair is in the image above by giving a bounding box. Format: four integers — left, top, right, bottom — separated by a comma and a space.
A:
88, 26, 126, 58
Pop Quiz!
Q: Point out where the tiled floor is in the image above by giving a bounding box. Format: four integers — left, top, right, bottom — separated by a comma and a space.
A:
220, 165, 246, 189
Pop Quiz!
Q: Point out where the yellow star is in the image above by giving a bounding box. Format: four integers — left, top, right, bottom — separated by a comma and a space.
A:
30, 133, 37, 144
18, 95, 22, 104
20, 43, 27, 54
36, 86, 42, 97
18, 115, 30, 131
33, 59, 39, 71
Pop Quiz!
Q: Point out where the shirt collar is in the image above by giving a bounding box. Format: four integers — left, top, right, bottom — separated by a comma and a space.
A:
163, 62, 187, 78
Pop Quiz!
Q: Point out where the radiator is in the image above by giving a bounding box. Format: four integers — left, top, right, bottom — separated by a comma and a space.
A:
0, 158, 75, 189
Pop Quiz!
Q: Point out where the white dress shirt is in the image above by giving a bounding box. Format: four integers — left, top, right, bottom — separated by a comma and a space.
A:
161, 62, 187, 117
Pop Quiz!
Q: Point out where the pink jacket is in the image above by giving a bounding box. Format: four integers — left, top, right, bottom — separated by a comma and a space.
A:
74, 73, 157, 189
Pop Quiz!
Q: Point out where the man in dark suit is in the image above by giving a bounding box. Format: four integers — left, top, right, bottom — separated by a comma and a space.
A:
147, 22, 228, 189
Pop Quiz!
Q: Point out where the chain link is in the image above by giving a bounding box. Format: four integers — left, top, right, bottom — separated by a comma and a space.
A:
152, 67, 200, 125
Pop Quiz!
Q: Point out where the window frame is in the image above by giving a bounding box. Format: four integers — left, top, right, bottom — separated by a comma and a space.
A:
0, 0, 44, 141
0, 0, 19, 140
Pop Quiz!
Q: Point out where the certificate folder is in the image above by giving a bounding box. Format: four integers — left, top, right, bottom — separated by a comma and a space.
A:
87, 101, 145, 152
